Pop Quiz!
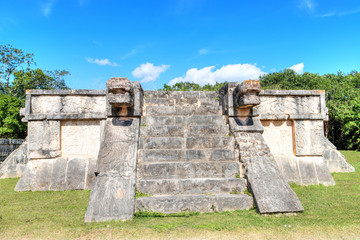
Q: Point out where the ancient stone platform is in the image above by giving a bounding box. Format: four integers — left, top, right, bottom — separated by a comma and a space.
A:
7, 77, 354, 222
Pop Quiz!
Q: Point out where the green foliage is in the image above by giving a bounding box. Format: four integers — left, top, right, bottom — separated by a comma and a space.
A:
11, 68, 70, 100
0, 44, 35, 93
135, 190, 152, 198
0, 94, 27, 138
260, 69, 360, 150
159, 81, 227, 91
0, 44, 70, 138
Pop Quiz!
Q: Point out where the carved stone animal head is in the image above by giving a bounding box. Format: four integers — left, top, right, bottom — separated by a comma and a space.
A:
234, 80, 261, 108
107, 77, 134, 107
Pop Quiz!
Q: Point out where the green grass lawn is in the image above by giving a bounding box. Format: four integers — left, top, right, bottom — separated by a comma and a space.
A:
0, 151, 359, 239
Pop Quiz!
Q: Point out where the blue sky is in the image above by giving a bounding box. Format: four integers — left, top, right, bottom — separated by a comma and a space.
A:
1, 0, 360, 90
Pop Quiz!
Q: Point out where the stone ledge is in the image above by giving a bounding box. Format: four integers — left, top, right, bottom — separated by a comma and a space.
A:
24, 113, 107, 121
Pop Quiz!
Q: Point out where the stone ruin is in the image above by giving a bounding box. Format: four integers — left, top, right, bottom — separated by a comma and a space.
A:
1, 77, 354, 222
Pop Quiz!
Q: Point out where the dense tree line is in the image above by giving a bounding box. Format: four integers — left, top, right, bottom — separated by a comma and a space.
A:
0, 44, 70, 139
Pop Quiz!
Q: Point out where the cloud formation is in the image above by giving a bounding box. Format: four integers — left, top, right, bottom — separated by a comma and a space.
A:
169, 64, 265, 86
299, 0, 315, 12
289, 63, 304, 74
86, 58, 118, 66
132, 63, 170, 83
199, 48, 209, 55
42, 0, 56, 17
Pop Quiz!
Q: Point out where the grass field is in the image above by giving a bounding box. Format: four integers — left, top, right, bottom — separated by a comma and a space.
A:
0, 151, 359, 239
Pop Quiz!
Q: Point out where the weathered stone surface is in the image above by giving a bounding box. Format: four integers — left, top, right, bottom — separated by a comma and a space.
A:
31, 95, 106, 115
49, 158, 67, 190
85, 158, 97, 189
140, 126, 184, 137
61, 120, 101, 159
28, 120, 61, 159
137, 162, 239, 180
188, 125, 229, 136
66, 158, 87, 190
186, 136, 234, 149
136, 194, 253, 213
0, 140, 28, 178
137, 178, 246, 195
85, 117, 140, 222
323, 138, 355, 173
246, 156, 304, 213
143, 137, 183, 149
15, 157, 97, 191
85, 174, 136, 222
295, 120, 324, 156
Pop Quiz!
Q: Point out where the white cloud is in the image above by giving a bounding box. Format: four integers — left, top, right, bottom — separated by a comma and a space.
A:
199, 48, 209, 55
86, 58, 118, 66
319, 8, 360, 17
42, 0, 56, 17
169, 64, 265, 86
132, 63, 170, 83
122, 49, 138, 60
299, 0, 315, 12
289, 63, 304, 74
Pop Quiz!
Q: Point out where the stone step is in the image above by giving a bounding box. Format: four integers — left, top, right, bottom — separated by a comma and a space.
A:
186, 136, 234, 149
139, 125, 229, 138
135, 194, 253, 213
145, 106, 221, 116
144, 97, 220, 107
187, 125, 229, 136
140, 126, 185, 137
138, 149, 236, 162
140, 115, 226, 127
140, 136, 234, 150
137, 178, 246, 195
137, 162, 240, 180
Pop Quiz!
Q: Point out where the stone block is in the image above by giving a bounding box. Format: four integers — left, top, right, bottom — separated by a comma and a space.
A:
136, 194, 252, 213
137, 162, 239, 180
144, 137, 183, 150
28, 120, 61, 159
85, 174, 136, 222
140, 126, 184, 137
188, 125, 229, 136
61, 120, 101, 159
295, 120, 324, 156
246, 156, 304, 213
141, 149, 183, 162
49, 158, 67, 190
65, 158, 87, 190
187, 115, 225, 126
186, 136, 234, 149
137, 178, 246, 195
141, 116, 174, 126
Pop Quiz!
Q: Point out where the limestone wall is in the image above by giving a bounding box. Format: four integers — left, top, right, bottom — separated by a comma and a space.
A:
258, 90, 335, 185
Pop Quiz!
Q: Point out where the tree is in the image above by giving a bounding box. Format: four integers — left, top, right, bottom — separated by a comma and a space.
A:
159, 82, 227, 91
0, 44, 35, 94
0, 94, 27, 139
11, 69, 70, 100
0, 43, 70, 139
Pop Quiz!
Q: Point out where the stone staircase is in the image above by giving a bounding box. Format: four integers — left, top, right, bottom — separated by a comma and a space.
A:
135, 91, 253, 213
